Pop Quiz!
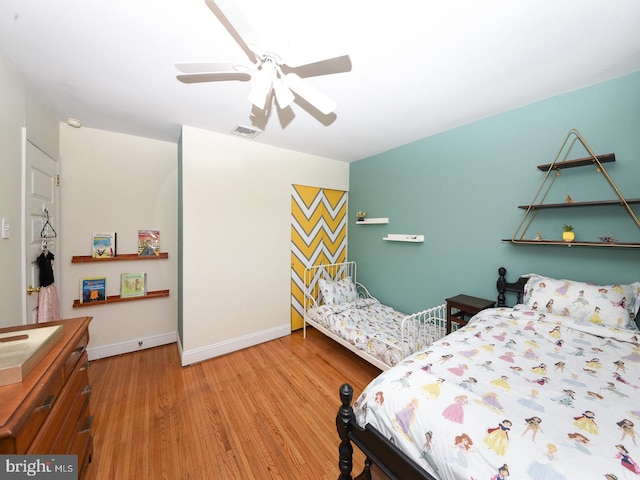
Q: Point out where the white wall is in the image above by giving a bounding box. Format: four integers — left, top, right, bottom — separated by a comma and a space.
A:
0, 54, 59, 328
0, 55, 25, 327
180, 126, 349, 365
59, 127, 178, 359
2, 49, 348, 362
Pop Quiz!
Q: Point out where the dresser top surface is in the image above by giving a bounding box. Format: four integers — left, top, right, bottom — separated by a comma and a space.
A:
0, 317, 91, 433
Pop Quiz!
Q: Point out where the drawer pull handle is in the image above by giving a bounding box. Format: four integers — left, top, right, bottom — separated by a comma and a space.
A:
82, 385, 92, 396
74, 345, 86, 354
36, 394, 56, 411
80, 415, 94, 433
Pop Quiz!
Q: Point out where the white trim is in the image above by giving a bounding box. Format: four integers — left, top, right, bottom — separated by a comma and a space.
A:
20, 127, 27, 325
176, 334, 184, 359
87, 331, 178, 361
180, 323, 290, 366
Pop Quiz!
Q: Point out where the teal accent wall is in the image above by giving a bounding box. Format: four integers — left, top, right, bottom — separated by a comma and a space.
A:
348, 71, 640, 313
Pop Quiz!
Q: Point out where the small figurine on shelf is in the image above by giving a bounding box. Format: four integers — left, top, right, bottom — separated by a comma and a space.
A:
533, 232, 543, 241
599, 235, 616, 243
565, 195, 575, 204
356, 210, 367, 222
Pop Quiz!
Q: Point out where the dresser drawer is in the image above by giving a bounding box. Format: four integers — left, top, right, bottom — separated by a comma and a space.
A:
73, 422, 93, 480
63, 330, 89, 380
12, 367, 65, 453
70, 406, 93, 470
55, 386, 90, 455
28, 351, 89, 454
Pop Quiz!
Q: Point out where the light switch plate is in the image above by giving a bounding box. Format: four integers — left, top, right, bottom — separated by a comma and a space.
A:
1, 218, 10, 239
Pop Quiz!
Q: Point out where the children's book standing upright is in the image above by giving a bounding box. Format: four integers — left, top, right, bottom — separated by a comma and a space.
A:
92, 232, 117, 258
120, 273, 147, 298
80, 276, 107, 303
138, 230, 160, 256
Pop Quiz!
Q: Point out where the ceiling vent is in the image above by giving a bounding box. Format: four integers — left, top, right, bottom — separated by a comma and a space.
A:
231, 125, 262, 139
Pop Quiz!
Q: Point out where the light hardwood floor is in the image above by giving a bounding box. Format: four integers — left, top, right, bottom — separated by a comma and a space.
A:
84, 327, 381, 479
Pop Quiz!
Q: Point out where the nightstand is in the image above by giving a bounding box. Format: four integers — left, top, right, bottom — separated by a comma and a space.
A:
445, 294, 496, 334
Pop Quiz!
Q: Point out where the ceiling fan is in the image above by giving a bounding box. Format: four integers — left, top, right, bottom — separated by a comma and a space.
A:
176, 0, 352, 115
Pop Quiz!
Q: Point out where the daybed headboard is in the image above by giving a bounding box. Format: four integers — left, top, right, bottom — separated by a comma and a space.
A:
496, 266, 528, 307
304, 261, 357, 311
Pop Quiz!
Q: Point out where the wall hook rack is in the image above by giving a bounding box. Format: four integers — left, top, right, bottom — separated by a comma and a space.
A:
40, 208, 57, 239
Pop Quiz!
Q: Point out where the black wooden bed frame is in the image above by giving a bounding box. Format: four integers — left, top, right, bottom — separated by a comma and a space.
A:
336, 267, 527, 480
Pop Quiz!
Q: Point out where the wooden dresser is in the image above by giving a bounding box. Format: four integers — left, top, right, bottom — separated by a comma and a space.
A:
0, 317, 93, 478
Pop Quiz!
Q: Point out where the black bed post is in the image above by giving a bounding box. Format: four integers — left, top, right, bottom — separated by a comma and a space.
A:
337, 384, 355, 480
497, 266, 508, 307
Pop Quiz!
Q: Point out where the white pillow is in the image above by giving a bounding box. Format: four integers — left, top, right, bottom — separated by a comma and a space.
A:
318, 277, 358, 305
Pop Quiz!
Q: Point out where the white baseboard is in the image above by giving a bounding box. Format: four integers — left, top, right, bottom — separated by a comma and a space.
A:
87, 331, 178, 361
180, 323, 290, 366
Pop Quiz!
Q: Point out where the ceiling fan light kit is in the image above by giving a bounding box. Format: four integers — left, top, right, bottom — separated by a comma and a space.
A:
272, 78, 295, 109
282, 73, 336, 115
247, 60, 276, 109
176, 0, 351, 118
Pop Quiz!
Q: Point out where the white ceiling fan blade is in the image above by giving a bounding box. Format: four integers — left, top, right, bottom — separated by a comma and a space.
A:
204, 0, 261, 62
177, 72, 251, 84
283, 54, 352, 78
283, 73, 337, 115
176, 62, 251, 83
176, 62, 250, 75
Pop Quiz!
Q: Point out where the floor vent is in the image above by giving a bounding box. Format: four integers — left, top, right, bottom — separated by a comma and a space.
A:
231, 125, 262, 139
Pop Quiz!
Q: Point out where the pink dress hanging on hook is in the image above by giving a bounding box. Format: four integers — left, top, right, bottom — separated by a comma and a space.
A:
36, 250, 61, 323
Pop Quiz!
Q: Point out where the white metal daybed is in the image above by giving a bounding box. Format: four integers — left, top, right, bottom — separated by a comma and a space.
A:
303, 261, 446, 370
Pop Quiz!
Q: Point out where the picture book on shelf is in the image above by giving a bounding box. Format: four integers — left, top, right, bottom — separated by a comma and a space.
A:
120, 273, 147, 298
92, 232, 117, 258
80, 276, 107, 303
138, 230, 160, 256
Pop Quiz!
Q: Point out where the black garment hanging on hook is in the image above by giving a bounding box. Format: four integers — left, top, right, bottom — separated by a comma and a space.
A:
37, 251, 55, 287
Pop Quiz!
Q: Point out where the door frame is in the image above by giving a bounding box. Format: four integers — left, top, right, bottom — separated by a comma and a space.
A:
21, 128, 61, 324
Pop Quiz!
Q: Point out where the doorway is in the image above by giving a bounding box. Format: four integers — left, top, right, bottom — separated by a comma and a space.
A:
22, 130, 60, 324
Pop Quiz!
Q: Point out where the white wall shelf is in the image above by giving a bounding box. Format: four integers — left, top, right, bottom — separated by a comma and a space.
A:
356, 217, 389, 224
383, 234, 424, 243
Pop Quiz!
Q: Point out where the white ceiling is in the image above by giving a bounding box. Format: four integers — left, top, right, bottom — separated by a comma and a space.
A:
1, 1, 639, 162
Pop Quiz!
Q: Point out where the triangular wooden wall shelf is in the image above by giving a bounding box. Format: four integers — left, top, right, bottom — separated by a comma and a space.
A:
503, 128, 640, 248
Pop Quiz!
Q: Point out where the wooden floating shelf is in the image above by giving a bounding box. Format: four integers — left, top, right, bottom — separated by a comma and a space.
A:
517, 198, 640, 209
501, 239, 640, 248
71, 252, 168, 263
537, 153, 615, 171
72, 289, 170, 308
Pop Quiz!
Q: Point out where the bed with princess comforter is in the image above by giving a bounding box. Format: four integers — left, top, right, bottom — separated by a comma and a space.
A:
304, 262, 446, 370
339, 271, 640, 480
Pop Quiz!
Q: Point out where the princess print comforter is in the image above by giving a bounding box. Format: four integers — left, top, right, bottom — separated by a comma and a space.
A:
353, 306, 640, 479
